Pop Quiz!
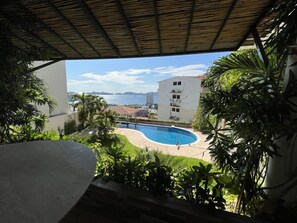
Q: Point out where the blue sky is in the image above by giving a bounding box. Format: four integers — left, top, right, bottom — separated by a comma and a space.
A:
66, 52, 230, 93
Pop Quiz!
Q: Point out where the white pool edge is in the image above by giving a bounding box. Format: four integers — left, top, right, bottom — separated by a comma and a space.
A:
118, 123, 200, 147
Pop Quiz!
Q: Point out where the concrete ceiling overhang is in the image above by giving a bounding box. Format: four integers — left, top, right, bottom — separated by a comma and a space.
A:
0, 0, 274, 60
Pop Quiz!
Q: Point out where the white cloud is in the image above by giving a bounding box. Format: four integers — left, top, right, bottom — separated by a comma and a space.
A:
152, 64, 207, 76
81, 71, 144, 85
67, 64, 207, 93
67, 80, 158, 94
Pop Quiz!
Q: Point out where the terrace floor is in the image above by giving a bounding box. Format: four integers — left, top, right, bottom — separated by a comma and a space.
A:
115, 128, 212, 162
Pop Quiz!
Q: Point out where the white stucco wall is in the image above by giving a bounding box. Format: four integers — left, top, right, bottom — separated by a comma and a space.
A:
34, 61, 69, 117
44, 112, 79, 131
157, 76, 202, 122
34, 61, 71, 131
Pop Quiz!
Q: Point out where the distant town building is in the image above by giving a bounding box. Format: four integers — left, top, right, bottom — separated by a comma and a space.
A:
157, 75, 206, 122
34, 61, 77, 130
146, 93, 154, 106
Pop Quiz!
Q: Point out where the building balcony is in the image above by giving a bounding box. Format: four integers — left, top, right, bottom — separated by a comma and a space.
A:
170, 103, 180, 107
170, 89, 182, 93
170, 99, 181, 103
169, 116, 179, 121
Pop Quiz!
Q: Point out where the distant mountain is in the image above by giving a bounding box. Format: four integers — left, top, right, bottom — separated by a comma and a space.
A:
115, 92, 157, 95
68, 91, 158, 96
88, 91, 113, 95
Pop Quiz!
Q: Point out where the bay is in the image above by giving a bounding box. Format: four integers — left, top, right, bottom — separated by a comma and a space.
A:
97, 94, 159, 105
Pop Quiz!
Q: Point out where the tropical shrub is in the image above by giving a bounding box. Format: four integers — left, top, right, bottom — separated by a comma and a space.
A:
97, 146, 174, 195
73, 93, 107, 128
88, 110, 119, 147
145, 154, 173, 194
122, 155, 147, 189
95, 141, 232, 209
200, 49, 297, 215
0, 11, 55, 144
192, 104, 216, 132
64, 120, 77, 135
176, 163, 227, 209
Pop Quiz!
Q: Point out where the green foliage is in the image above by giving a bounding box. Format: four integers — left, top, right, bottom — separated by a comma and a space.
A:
64, 120, 77, 135
176, 163, 227, 209
201, 49, 297, 215
145, 154, 173, 194
10, 128, 60, 142
192, 104, 216, 131
265, 0, 297, 67
73, 93, 119, 147
68, 128, 230, 209
95, 140, 229, 209
74, 93, 107, 128
65, 133, 92, 147
0, 12, 54, 144
89, 110, 118, 145
97, 145, 174, 194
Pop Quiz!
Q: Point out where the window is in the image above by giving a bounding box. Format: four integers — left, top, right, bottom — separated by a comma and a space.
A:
173, 81, 177, 85
172, 95, 176, 99
176, 95, 180, 99
178, 81, 181, 85
176, 108, 180, 112
172, 108, 175, 112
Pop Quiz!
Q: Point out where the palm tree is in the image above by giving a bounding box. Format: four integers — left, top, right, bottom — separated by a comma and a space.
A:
74, 93, 108, 129
201, 49, 297, 214
90, 110, 118, 147
263, 0, 297, 209
73, 93, 89, 128
87, 95, 107, 123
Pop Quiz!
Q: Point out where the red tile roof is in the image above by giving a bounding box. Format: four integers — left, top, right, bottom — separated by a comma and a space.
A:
195, 74, 208, 79
106, 106, 139, 116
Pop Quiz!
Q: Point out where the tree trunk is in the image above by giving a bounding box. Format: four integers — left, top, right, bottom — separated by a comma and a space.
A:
265, 42, 297, 207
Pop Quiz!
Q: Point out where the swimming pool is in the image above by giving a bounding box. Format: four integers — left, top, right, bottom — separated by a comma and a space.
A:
119, 123, 198, 145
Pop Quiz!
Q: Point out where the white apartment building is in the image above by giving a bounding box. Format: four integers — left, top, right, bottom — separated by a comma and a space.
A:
157, 76, 206, 122
146, 93, 154, 106
34, 61, 78, 130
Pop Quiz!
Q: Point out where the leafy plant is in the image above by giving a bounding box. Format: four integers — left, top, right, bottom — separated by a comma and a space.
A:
64, 119, 77, 135
265, 0, 297, 67
0, 11, 54, 144
201, 49, 297, 214
192, 103, 216, 132
122, 155, 147, 188
97, 145, 174, 194
74, 93, 107, 128
176, 163, 226, 209
89, 110, 119, 147
97, 142, 127, 182
145, 154, 173, 194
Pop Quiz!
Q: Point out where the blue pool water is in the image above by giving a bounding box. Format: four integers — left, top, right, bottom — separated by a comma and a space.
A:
119, 123, 198, 145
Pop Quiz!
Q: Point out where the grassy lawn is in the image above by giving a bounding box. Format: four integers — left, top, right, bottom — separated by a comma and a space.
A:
117, 134, 209, 170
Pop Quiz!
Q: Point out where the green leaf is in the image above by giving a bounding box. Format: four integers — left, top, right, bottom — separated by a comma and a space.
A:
218, 175, 232, 184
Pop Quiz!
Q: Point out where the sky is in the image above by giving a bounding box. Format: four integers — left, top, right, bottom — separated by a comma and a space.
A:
66, 52, 230, 94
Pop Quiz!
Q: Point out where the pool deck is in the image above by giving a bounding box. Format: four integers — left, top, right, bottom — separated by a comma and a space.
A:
115, 128, 212, 162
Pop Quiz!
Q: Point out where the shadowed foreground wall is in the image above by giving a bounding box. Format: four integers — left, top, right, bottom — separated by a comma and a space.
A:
61, 179, 260, 223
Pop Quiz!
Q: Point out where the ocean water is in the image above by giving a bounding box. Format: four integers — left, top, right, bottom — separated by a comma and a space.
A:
97, 94, 158, 105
